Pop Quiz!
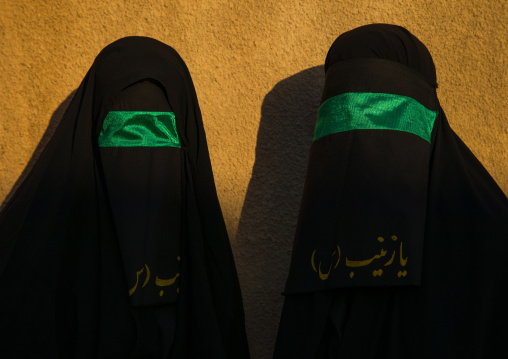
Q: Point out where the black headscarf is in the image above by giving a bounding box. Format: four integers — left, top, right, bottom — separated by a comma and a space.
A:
0, 37, 249, 358
274, 24, 508, 358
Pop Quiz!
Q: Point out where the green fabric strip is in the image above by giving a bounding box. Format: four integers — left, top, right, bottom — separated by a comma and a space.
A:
314, 92, 438, 143
99, 111, 181, 148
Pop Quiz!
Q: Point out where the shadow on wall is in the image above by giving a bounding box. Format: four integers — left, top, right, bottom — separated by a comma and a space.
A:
235, 66, 324, 359
0, 91, 76, 211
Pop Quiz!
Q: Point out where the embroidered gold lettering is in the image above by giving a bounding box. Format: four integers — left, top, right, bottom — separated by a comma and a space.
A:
346, 249, 387, 267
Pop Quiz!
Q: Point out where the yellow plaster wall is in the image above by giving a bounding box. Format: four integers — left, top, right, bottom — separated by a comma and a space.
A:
0, 1, 506, 358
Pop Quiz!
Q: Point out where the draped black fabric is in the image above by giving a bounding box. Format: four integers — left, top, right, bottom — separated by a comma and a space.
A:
274, 24, 508, 358
0, 37, 249, 359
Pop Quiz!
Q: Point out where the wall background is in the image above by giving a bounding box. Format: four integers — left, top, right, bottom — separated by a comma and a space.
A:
0, 1, 506, 358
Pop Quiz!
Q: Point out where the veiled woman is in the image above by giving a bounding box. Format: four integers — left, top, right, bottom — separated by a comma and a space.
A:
0, 37, 249, 359
274, 24, 508, 358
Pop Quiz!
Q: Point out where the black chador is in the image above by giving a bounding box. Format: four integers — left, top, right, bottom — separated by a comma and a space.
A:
0, 37, 249, 359
274, 24, 508, 358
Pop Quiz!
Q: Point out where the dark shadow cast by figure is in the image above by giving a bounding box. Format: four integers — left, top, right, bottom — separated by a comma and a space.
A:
1, 91, 76, 211
234, 66, 324, 359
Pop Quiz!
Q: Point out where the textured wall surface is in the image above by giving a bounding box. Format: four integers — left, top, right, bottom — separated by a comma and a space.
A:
0, 1, 506, 358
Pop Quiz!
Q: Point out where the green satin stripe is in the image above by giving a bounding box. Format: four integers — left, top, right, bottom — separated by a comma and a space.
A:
99, 111, 181, 148
314, 92, 437, 143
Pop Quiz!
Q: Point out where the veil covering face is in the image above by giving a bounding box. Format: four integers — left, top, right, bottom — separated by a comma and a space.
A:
274, 24, 508, 358
0, 37, 249, 359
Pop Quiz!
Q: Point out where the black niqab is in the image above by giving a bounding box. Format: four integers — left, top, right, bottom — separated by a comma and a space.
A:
0, 37, 249, 359
274, 24, 508, 358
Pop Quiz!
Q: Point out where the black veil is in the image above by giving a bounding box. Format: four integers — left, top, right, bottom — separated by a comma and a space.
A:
274, 24, 508, 358
0, 37, 249, 358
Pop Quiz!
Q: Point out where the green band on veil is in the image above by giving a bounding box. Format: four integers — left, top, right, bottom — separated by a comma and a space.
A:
314, 92, 438, 143
99, 111, 181, 148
